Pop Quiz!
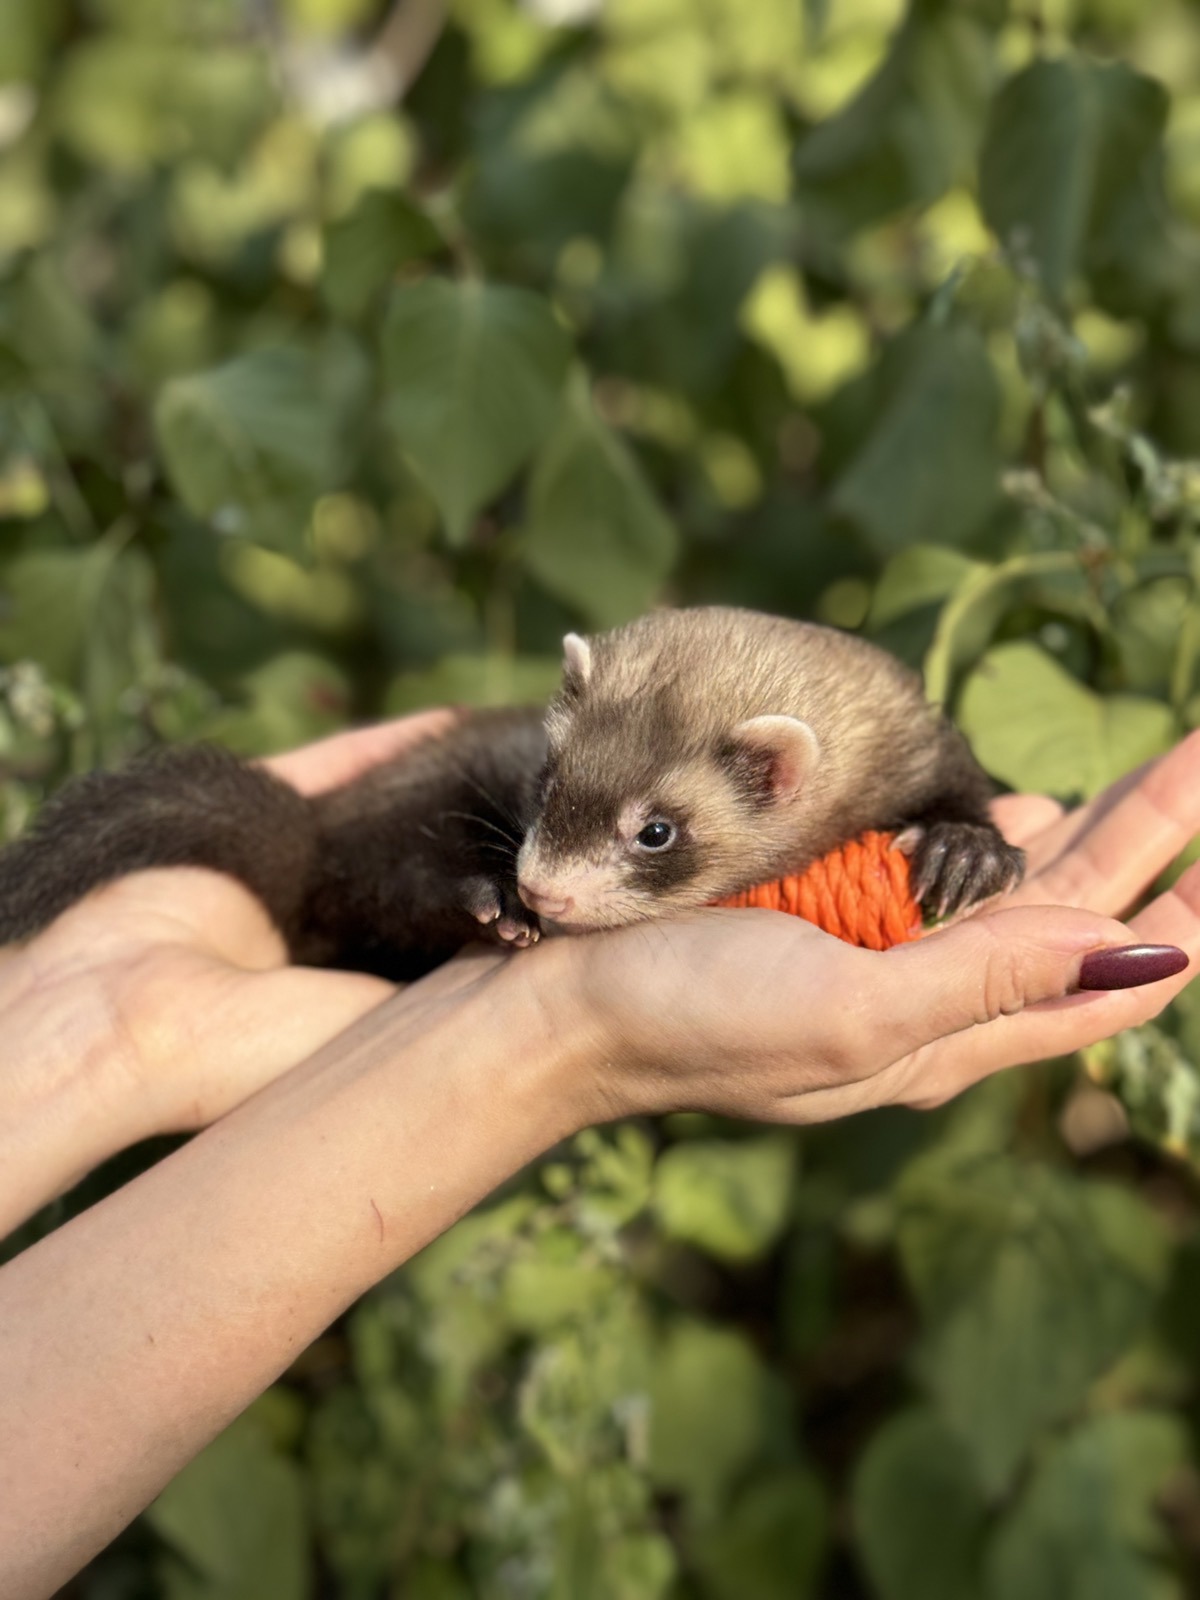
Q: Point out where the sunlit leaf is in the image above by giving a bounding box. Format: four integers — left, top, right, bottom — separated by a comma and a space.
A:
958, 641, 1176, 799
653, 1135, 796, 1264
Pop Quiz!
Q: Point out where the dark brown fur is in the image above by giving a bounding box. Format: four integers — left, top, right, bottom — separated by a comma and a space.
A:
0, 609, 1022, 976
0, 710, 547, 981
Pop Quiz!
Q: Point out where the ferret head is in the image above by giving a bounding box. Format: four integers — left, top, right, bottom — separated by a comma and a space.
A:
516, 626, 821, 931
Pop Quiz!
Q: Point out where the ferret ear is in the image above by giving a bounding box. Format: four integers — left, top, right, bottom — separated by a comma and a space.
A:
561, 632, 593, 688
730, 715, 820, 802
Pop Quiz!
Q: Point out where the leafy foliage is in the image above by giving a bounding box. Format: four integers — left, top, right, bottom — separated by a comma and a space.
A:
5, 0, 1200, 1595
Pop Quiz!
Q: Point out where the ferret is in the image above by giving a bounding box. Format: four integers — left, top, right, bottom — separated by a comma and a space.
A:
0, 607, 1023, 979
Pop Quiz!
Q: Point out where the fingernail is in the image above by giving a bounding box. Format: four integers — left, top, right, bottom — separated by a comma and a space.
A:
1077, 944, 1190, 991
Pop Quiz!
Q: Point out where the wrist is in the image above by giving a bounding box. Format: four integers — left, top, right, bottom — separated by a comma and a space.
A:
0, 968, 146, 1237
506, 936, 640, 1131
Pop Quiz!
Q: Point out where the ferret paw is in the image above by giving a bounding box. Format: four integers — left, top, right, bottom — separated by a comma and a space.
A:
899, 822, 1025, 921
496, 914, 540, 948
461, 877, 540, 949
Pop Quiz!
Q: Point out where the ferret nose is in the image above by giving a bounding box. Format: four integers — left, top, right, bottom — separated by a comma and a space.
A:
518, 882, 574, 919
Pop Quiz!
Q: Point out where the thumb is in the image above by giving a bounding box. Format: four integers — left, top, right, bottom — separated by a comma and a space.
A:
872, 905, 1188, 1060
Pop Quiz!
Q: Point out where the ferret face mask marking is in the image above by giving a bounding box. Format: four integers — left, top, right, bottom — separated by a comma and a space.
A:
515, 631, 824, 931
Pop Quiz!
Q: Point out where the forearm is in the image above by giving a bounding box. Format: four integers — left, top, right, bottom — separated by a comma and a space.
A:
0, 962, 586, 1599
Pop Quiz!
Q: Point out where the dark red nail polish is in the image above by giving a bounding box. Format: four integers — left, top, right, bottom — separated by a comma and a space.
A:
1077, 944, 1190, 992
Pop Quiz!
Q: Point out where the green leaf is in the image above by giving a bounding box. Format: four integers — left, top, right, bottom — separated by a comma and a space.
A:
519, 1309, 652, 1477
0, 543, 119, 681
201, 651, 351, 755
648, 1319, 773, 1509
958, 641, 1176, 799
148, 1413, 310, 1600
854, 1408, 988, 1600
154, 347, 362, 552
0, 0, 63, 82
984, 1412, 1187, 1600
407, 1196, 539, 1402
868, 546, 983, 631
980, 59, 1168, 300
601, 1532, 677, 1600
608, 197, 794, 394
53, 38, 272, 173
0, 536, 161, 754
690, 1468, 829, 1600
573, 1124, 655, 1232
502, 1246, 619, 1334
524, 395, 679, 627
898, 1154, 1171, 1494
921, 552, 1088, 706
385, 652, 563, 713
1110, 577, 1192, 696
467, 143, 632, 275
832, 325, 1000, 556
382, 278, 571, 544
794, 7, 998, 238
321, 190, 443, 320
653, 1135, 796, 1264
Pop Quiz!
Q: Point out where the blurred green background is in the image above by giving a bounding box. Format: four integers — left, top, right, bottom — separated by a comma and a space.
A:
5, 0, 1200, 1594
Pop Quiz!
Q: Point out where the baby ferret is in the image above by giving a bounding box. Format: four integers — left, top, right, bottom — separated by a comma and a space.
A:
0, 607, 1024, 980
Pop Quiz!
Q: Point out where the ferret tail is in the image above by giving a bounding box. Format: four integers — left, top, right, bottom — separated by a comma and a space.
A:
0, 745, 319, 948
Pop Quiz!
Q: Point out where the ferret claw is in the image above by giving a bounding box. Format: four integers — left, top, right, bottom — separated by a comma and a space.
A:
906, 822, 1025, 920
461, 875, 541, 950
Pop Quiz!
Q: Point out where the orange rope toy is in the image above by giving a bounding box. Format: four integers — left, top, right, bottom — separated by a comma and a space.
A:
716, 830, 923, 951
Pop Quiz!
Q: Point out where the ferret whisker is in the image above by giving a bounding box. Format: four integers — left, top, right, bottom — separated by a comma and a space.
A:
439, 809, 521, 846
474, 841, 518, 862
447, 763, 527, 834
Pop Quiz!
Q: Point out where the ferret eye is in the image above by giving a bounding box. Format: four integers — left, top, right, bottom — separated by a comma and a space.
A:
635, 819, 676, 851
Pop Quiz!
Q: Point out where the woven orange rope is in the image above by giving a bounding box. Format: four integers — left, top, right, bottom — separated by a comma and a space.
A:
716, 830, 923, 950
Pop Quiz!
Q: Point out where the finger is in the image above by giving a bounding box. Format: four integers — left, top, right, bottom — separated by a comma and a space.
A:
884, 868, 1200, 1107
990, 793, 1065, 848
1010, 731, 1200, 908
863, 905, 1185, 1067
263, 710, 460, 796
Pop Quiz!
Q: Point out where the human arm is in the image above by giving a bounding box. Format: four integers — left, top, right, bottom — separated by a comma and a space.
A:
0, 712, 454, 1238
4, 740, 1200, 1594
3, 727, 1200, 1596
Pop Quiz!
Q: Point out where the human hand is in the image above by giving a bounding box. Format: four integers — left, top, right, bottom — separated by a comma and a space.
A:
534, 733, 1200, 1126
0, 712, 454, 1233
